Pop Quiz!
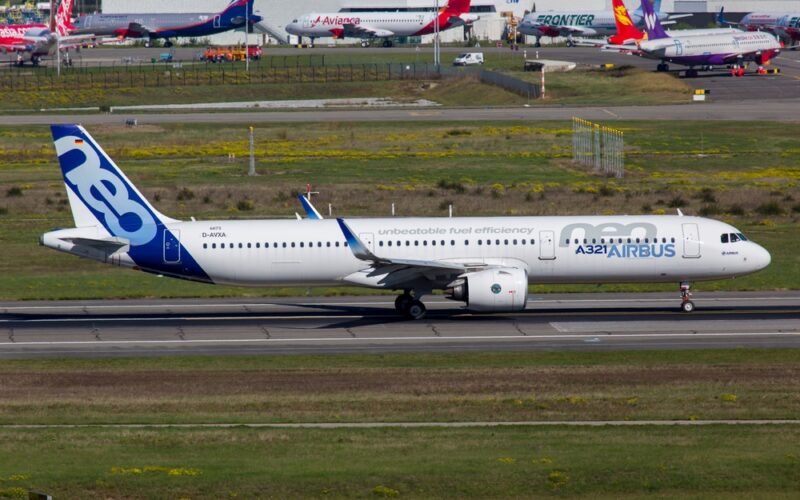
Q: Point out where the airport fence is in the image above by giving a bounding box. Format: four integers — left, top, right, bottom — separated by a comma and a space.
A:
572, 117, 625, 178
0, 62, 473, 92
479, 69, 540, 99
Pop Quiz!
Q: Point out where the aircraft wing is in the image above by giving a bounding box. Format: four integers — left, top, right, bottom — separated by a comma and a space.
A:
341, 23, 394, 38
0, 38, 33, 52
601, 43, 642, 54
721, 48, 782, 63
297, 194, 323, 220
544, 25, 597, 37
337, 218, 471, 288
125, 22, 152, 38
63, 236, 129, 252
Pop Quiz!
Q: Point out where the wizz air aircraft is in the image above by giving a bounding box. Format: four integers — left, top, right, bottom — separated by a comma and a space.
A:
41, 125, 771, 319
70, 0, 261, 48
608, 0, 782, 77
284, 0, 477, 47
607, 0, 738, 47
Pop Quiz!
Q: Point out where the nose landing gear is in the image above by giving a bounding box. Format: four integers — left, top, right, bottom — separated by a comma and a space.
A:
395, 291, 427, 320
680, 282, 695, 313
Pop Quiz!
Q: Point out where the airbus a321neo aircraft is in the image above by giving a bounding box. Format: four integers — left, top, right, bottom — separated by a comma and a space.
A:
41, 125, 771, 319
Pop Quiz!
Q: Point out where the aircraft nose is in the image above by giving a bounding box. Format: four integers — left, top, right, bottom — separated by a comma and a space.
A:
750, 243, 771, 271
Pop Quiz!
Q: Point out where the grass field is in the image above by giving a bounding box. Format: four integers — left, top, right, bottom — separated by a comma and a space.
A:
1, 350, 799, 498
0, 120, 797, 300
1, 350, 799, 425
0, 58, 690, 110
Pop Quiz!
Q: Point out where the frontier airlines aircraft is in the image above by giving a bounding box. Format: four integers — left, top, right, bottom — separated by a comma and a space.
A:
41, 125, 771, 319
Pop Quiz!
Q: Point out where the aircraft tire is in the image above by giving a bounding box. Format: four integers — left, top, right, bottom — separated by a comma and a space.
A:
407, 300, 427, 320
681, 300, 695, 313
395, 294, 413, 314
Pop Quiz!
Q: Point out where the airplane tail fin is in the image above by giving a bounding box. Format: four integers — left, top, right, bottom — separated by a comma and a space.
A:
639, 0, 669, 40
50, 124, 177, 246
714, 7, 731, 27
445, 0, 472, 15
610, 0, 644, 43
55, 0, 75, 36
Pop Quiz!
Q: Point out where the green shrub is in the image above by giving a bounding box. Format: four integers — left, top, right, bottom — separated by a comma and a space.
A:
6, 186, 22, 197
727, 204, 745, 216
756, 201, 784, 216
668, 196, 685, 208
237, 199, 254, 211
176, 187, 195, 201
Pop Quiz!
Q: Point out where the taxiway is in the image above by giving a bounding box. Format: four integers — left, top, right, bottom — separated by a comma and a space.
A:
2, 292, 799, 358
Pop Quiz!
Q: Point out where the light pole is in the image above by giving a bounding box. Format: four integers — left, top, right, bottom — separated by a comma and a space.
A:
245, 1, 249, 72
433, 0, 440, 69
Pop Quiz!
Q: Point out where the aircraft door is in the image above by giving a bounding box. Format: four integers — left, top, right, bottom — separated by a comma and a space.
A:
163, 230, 181, 264
359, 233, 375, 253
213, 15, 221, 28
681, 223, 700, 258
303, 15, 311, 28
538, 230, 555, 260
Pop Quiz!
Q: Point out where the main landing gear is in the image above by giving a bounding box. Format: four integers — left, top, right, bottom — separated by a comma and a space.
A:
395, 291, 427, 320
680, 282, 695, 313
656, 62, 669, 72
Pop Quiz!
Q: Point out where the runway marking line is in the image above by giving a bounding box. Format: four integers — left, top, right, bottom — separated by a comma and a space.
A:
0, 331, 798, 347
3, 307, 800, 324
2, 296, 796, 311
1, 420, 798, 429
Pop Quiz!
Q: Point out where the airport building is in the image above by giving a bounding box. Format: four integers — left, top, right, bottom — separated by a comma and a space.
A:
99, 0, 800, 45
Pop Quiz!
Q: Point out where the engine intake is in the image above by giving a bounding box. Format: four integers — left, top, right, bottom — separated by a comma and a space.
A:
448, 267, 528, 312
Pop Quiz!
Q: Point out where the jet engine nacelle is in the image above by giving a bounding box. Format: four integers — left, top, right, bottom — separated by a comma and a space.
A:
449, 267, 528, 312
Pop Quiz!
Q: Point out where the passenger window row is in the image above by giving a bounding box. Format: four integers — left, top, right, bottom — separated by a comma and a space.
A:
202, 239, 538, 250
203, 241, 349, 250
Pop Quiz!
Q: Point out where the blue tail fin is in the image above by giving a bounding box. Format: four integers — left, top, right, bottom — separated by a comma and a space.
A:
639, 0, 669, 40
715, 7, 727, 26
51, 124, 177, 246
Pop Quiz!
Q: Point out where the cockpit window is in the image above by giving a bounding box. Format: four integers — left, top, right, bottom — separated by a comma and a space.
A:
722, 232, 748, 243
292, 19, 298, 23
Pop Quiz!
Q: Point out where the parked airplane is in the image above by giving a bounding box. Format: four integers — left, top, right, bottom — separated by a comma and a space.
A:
518, 0, 688, 47
717, 8, 800, 45
607, 0, 738, 46
284, 0, 477, 47
70, 0, 262, 48
40, 124, 771, 319
606, 0, 782, 77
0, 0, 80, 66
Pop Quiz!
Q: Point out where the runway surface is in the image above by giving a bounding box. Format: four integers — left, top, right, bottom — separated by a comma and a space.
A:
6, 45, 798, 102
6, 99, 800, 125
3, 420, 798, 429
2, 292, 799, 358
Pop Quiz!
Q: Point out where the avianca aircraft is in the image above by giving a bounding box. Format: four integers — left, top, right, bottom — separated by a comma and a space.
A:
0, 0, 76, 65
41, 125, 771, 319
518, 0, 687, 47
70, 0, 261, 48
607, 0, 738, 46
610, 0, 782, 78
284, 0, 477, 47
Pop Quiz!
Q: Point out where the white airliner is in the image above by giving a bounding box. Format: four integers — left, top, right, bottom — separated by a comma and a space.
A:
284, 0, 476, 47
41, 125, 771, 319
